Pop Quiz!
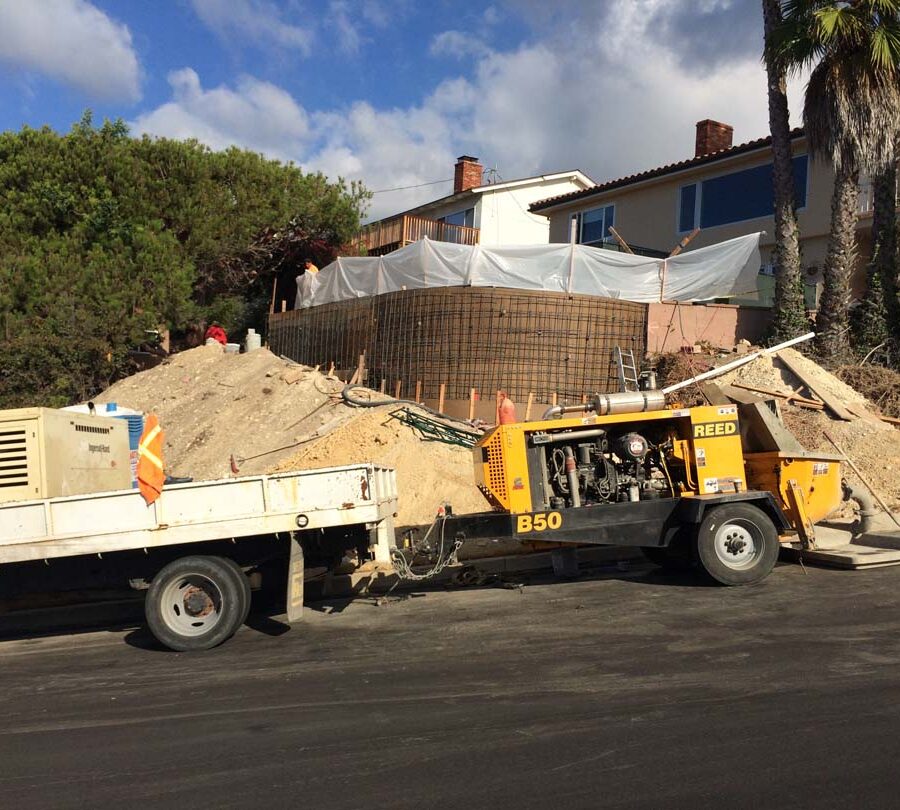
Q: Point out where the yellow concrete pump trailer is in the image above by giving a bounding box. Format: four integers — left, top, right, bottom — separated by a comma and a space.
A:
441, 391, 845, 585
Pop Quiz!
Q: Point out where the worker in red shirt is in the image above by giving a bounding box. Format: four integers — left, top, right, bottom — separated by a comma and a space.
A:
204, 324, 227, 345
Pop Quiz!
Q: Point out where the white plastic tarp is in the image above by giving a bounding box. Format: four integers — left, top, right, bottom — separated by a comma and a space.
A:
295, 233, 762, 308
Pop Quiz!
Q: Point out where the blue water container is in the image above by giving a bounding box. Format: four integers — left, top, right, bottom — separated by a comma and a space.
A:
115, 414, 145, 488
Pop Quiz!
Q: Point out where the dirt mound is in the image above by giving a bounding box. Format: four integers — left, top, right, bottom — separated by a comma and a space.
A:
714, 349, 900, 508
93, 344, 487, 526
270, 407, 487, 526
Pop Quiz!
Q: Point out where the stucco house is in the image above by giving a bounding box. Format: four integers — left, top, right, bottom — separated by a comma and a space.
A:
530, 120, 876, 310
359, 156, 594, 255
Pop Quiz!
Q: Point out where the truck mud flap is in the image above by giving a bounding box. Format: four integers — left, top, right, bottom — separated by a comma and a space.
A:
286, 533, 304, 623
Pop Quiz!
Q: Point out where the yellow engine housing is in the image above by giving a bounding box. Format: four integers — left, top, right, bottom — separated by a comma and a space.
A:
474, 404, 746, 514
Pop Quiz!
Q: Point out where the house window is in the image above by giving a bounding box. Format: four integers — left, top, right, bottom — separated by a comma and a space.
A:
576, 205, 615, 245
443, 208, 475, 228
678, 155, 808, 232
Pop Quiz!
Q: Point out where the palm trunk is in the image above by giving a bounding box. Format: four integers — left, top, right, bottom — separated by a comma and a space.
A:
873, 159, 899, 348
816, 164, 860, 360
762, 0, 805, 341
851, 163, 897, 358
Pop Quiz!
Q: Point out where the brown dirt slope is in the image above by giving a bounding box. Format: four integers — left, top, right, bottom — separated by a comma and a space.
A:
94, 344, 487, 526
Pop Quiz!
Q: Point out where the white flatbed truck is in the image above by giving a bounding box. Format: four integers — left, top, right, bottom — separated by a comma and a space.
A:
0, 464, 398, 651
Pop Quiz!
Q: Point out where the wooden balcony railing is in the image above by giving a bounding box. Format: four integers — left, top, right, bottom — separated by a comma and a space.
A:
359, 214, 480, 255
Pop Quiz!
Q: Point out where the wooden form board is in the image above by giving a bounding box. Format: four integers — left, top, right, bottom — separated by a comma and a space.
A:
776, 352, 853, 421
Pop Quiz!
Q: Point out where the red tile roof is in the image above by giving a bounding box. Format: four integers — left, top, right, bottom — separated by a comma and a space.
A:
529, 128, 805, 213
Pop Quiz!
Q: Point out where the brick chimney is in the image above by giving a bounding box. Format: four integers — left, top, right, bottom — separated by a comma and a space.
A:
454, 155, 483, 193
695, 120, 734, 157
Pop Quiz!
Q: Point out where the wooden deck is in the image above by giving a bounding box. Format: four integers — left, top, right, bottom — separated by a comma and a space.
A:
359, 214, 479, 256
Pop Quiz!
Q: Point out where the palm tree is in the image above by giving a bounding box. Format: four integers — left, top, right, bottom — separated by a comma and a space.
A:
763, 0, 806, 343
852, 154, 896, 361
770, 0, 900, 361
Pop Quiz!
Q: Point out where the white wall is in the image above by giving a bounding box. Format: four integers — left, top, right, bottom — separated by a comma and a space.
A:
477, 177, 588, 246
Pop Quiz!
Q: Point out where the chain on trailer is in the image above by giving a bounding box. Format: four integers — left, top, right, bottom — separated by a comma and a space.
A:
390, 509, 463, 581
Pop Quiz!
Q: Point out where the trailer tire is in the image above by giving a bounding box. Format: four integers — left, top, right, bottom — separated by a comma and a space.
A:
145, 556, 246, 652
695, 503, 779, 586
642, 529, 695, 571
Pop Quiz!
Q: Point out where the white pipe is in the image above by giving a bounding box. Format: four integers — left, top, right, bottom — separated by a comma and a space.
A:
661, 332, 815, 395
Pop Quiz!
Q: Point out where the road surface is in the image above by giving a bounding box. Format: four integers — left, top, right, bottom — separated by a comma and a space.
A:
1, 559, 899, 809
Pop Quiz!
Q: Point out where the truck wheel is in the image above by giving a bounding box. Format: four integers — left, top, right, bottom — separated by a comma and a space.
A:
145, 556, 246, 651
220, 557, 252, 625
696, 503, 779, 586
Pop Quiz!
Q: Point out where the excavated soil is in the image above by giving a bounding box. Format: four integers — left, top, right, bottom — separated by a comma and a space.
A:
94, 344, 488, 527
715, 349, 900, 508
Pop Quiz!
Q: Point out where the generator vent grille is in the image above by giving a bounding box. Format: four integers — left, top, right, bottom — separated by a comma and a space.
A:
0, 428, 29, 489
74, 424, 112, 435
485, 436, 507, 503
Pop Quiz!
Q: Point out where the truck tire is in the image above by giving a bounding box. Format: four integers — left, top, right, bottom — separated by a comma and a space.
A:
220, 556, 252, 626
145, 556, 247, 651
695, 503, 779, 586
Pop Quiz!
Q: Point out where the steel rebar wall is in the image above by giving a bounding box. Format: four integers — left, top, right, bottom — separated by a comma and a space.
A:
268, 287, 647, 402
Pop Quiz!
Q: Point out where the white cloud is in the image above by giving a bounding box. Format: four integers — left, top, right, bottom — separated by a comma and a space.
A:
190, 0, 312, 55
329, 1, 362, 55
0, 0, 140, 101
131, 1, 807, 222
131, 69, 308, 160
430, 30, 492, 60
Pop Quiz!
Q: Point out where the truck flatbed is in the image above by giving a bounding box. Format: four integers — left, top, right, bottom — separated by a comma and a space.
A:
0, 464, 397, 565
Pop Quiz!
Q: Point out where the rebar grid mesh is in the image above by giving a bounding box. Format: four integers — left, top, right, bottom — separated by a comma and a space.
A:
268, 287, 647, 402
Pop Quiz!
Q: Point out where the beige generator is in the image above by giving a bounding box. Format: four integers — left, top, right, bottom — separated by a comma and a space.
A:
0, 407, 131, 504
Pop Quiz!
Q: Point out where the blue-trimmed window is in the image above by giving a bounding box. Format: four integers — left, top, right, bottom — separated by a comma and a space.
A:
578, 205, 615, 245
679, 155, 808, 231
443, 207, 475, 228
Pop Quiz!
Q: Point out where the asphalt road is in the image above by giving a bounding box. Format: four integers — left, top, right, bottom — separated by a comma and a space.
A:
2, 558, 900, 809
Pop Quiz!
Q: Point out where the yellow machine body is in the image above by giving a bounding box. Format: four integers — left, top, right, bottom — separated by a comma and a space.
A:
474, 404, 746, 514
743, 451, 843, 526
473, 402, 845, 542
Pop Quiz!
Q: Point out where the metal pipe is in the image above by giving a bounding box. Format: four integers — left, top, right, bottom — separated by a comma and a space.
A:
542, 403, 589, 420
845, 484, 877, 537
592, 390, 666, 415
563, 446, 581, 508
535, 428, 607, 445
542, 390, 666, 421
661, 332, 814, 395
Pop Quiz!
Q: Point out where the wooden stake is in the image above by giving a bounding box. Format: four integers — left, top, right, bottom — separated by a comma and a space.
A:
380, 378, 386, 394
823, 431, 900, 529
468, 388, 476, 421
524, 393, 534, 421
668, 227, 700, 257
607, 225, 634, 254
415, 381, 422, 403
280, 300, 287, 313
438, 383, 446, 413
269, 277, 278, 314
551, 392, 558, 406
394, 380, 402, 399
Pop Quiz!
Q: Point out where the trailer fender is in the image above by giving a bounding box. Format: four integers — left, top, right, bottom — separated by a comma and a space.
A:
676, 492, 791, 533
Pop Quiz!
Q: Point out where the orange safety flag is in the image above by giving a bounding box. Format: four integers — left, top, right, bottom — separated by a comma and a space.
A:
137, 413, 165, 505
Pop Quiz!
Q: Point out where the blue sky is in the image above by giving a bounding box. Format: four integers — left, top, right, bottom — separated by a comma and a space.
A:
0, 1, 804, 219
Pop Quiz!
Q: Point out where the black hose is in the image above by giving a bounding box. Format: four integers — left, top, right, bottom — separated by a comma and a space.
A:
341, 384, 481, 430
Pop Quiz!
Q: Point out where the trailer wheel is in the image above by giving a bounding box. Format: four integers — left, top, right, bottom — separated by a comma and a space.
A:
642, 529, 695, 571
145, 556, 246, 651
696, 503, 779, 586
